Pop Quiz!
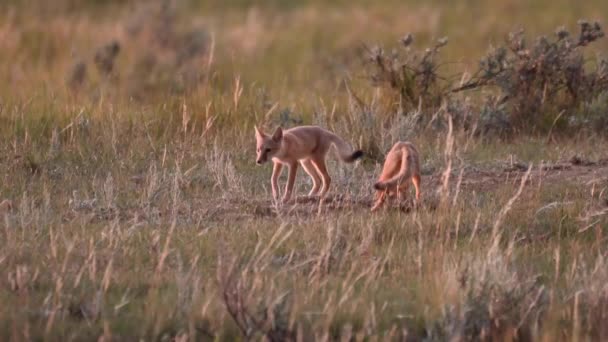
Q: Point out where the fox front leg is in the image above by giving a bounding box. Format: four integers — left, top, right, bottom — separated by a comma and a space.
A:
371, 190, 388, 212
282, 162, 298, 203
271, 162, 283, 201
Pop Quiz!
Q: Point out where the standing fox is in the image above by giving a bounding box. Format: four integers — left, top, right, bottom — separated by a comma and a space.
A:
255, 125, 363, 203
371, 141, 421, 212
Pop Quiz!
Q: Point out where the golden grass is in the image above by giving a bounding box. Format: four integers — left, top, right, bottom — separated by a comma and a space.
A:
1, 0, 608, 340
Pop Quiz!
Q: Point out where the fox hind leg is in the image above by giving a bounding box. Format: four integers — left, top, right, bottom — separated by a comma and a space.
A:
397, 182, 409, 203
301, 159, 321, 196
311, 156, 331, 198
412, 174, 421, 202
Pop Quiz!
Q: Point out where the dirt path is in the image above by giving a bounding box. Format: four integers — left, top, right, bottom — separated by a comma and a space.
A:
58, 158, 608, 224
203, 157, 608, 221
426, 157, 608, 193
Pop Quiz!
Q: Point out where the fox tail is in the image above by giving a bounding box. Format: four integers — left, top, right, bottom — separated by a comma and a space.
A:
329, 133, 363, 163
373, 146, 413, 190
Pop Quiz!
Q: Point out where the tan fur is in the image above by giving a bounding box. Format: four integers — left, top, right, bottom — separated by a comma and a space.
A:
371, 141, 421, 212
255, 125, 363, 203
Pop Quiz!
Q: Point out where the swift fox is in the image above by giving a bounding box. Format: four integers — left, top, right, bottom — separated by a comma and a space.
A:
255, 125, 363, 203
371, 141, 421, 212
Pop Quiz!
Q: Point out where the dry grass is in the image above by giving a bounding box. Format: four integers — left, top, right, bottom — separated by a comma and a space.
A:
1, 0, 608, 340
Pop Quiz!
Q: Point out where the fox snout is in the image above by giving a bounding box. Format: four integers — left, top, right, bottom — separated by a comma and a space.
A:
256, 155, 267, 165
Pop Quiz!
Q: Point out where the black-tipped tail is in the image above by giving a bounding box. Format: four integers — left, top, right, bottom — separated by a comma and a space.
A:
347, 150, 364, 162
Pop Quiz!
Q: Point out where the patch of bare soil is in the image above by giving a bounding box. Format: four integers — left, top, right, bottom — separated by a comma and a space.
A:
453, 157, 608, 192
203, 157, 608, 220
207, 194, 376, 222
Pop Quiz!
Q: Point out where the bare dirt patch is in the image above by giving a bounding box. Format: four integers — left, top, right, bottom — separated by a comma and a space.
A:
50, 158, 607, 225
202, 157, 608, 221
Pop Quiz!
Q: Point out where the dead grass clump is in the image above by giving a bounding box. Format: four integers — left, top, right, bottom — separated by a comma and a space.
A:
218, 262, 295, 341
94, 40, 120, 77
204, 144, 244, 197
216, 227, 297, 341
67, 61, 87, 90
336, 83, 426, 160
561, 258, 608, 340
65, 0, 212, 99
122, 0, 211, 98
427, 256, 547, 341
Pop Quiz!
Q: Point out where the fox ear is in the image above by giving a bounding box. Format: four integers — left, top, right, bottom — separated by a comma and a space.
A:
254, 125, 264, 139
272, 127, 283, 142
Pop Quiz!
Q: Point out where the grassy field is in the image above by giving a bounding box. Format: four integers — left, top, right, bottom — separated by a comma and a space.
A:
1, 0, 608, 340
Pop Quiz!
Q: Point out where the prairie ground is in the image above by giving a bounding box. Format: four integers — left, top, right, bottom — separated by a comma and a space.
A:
1, 0, 608, 341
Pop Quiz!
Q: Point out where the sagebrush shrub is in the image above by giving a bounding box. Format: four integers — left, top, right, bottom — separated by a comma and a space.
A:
458, 21, 607, 132
361, 21, 607, 136
363, 34, 450, 115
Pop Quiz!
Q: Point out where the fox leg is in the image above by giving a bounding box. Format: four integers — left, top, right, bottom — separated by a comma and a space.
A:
271, 162, 283, 201
311, 157, 331, 197
397, 182, 408, 202
412, 174, 421, 202
371, 190, 387, 212
300, 159, 321, 196
282, 162, 298, 203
